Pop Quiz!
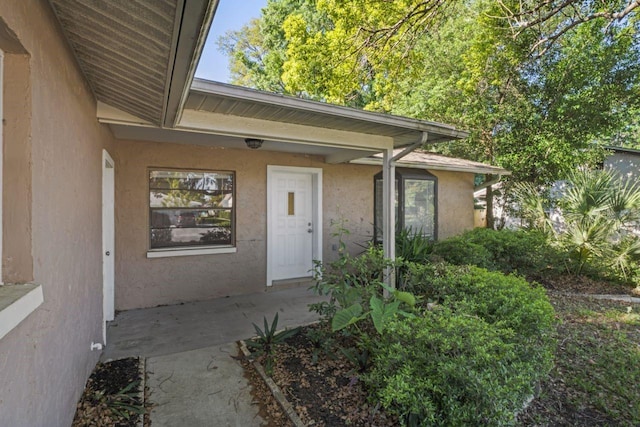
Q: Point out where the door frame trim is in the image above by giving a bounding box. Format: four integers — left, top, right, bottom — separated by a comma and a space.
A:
102, 149, 115, 344
266, 165, 322, 286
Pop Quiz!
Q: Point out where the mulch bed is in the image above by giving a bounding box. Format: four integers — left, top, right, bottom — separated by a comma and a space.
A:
534, 273, 637, 295
252, 323, 398, 427
72, 357, 145, 427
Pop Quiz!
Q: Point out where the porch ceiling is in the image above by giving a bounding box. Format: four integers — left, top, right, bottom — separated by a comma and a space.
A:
48, 0, 214, 126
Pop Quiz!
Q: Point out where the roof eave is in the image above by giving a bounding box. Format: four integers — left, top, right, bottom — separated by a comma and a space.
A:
189, 79, 470, 142
162, 0, 219, 128
350, 157, 511, 176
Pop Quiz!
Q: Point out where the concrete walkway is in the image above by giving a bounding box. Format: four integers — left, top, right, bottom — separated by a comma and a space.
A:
102, 286, 326, 426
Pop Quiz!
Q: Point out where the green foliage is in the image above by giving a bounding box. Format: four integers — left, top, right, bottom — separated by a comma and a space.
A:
367, 264, 556, 426
511, 168, 640, 281
395, 227, 434, 264
221, 0, 640, 195
93, 380, 144, 421
304, 325, 336, 364
431, 238, 495, 269
246, 313, 299, 374
431, 228, 560, 277
340, 346, 371, 374
310, 245, 393, 321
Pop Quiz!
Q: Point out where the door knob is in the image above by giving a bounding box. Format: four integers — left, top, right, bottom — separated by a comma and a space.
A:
307, 228, 313, 233
105, 251, 111, 256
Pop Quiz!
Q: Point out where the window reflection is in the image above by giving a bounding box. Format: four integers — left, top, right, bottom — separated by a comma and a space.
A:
149, 170, 234, 249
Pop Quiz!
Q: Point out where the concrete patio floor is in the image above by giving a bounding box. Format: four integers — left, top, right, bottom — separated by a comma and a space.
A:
102, 285, 326, 426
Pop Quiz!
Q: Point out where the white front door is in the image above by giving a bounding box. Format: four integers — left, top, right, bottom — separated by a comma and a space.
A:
267, 166, 322, 284
102, 150, 115, 344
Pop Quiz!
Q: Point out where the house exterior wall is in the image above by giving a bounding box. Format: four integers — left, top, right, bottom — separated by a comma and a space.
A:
113, 140, 475, 310
0, 2, 115, 426
431, 169, 475, 240
604, 151, 640, 184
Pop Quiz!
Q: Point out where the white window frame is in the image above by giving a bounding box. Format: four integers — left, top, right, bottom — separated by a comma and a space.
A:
146, 168, 237, 258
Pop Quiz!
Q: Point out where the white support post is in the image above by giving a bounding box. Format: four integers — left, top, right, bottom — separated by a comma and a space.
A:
382, 148, 396, 290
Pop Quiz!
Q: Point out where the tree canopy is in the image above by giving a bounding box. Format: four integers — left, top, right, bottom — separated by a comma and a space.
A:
218, 0, 640, 186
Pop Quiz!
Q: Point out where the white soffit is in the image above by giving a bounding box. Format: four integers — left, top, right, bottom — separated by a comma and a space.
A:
49, 0, 214, 126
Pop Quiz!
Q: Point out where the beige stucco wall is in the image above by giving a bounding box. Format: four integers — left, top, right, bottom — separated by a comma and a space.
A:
431, 169, 475, 240
113, 141, 376, 310
0, 2, 115, 426
114, 141, 475, 310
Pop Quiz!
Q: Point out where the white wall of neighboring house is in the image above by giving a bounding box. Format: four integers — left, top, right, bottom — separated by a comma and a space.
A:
605, 149, 640, 183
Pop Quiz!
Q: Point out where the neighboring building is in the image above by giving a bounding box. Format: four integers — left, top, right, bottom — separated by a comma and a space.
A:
604, 146, 640, 184
0, 1, 505, 425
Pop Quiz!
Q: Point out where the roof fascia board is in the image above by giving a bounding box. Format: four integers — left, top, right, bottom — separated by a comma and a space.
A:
162, 0, 217, 128
179, 109, 395, 151
350, 157, 511, 175
190, 79, 469, 140
605, 145, 640, 155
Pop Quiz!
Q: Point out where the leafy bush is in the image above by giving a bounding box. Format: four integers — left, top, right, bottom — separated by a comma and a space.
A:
431, 228, 562, 277
430, 238, 494, 269
310, 244, 417, 335
367, 264, 556, 426
310, 245, 393, 322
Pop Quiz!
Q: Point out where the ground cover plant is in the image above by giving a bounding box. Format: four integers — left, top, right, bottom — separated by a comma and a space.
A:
518, 293, 640, 426
72, 358, 145, 427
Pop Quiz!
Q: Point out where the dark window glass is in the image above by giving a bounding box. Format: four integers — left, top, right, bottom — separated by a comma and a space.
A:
149, 170, 234, 249
374, 169, 437, 242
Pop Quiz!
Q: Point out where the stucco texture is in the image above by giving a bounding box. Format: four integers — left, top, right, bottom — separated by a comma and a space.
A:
114, 141, 475, 310
0, 2, 115, 426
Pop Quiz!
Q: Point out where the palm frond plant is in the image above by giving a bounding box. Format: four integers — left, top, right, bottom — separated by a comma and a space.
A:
511, 168, 640, 281
511, 181, 556, 236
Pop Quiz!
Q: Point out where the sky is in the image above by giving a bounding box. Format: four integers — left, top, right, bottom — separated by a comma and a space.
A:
195, 0, 269, 83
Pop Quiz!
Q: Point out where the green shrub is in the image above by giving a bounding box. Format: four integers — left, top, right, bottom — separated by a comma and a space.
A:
368, 264, 556, 426
430, 238, 494, 269
405, 264, 556, 341
431, 228, 562, 277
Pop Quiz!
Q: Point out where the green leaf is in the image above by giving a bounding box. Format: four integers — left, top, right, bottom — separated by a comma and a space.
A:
331, 303, 364, 331
370, 296, 400, 334
393, 290, 416, 307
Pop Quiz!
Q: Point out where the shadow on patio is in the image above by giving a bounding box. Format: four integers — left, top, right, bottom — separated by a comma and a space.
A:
102, 285, 326, 361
